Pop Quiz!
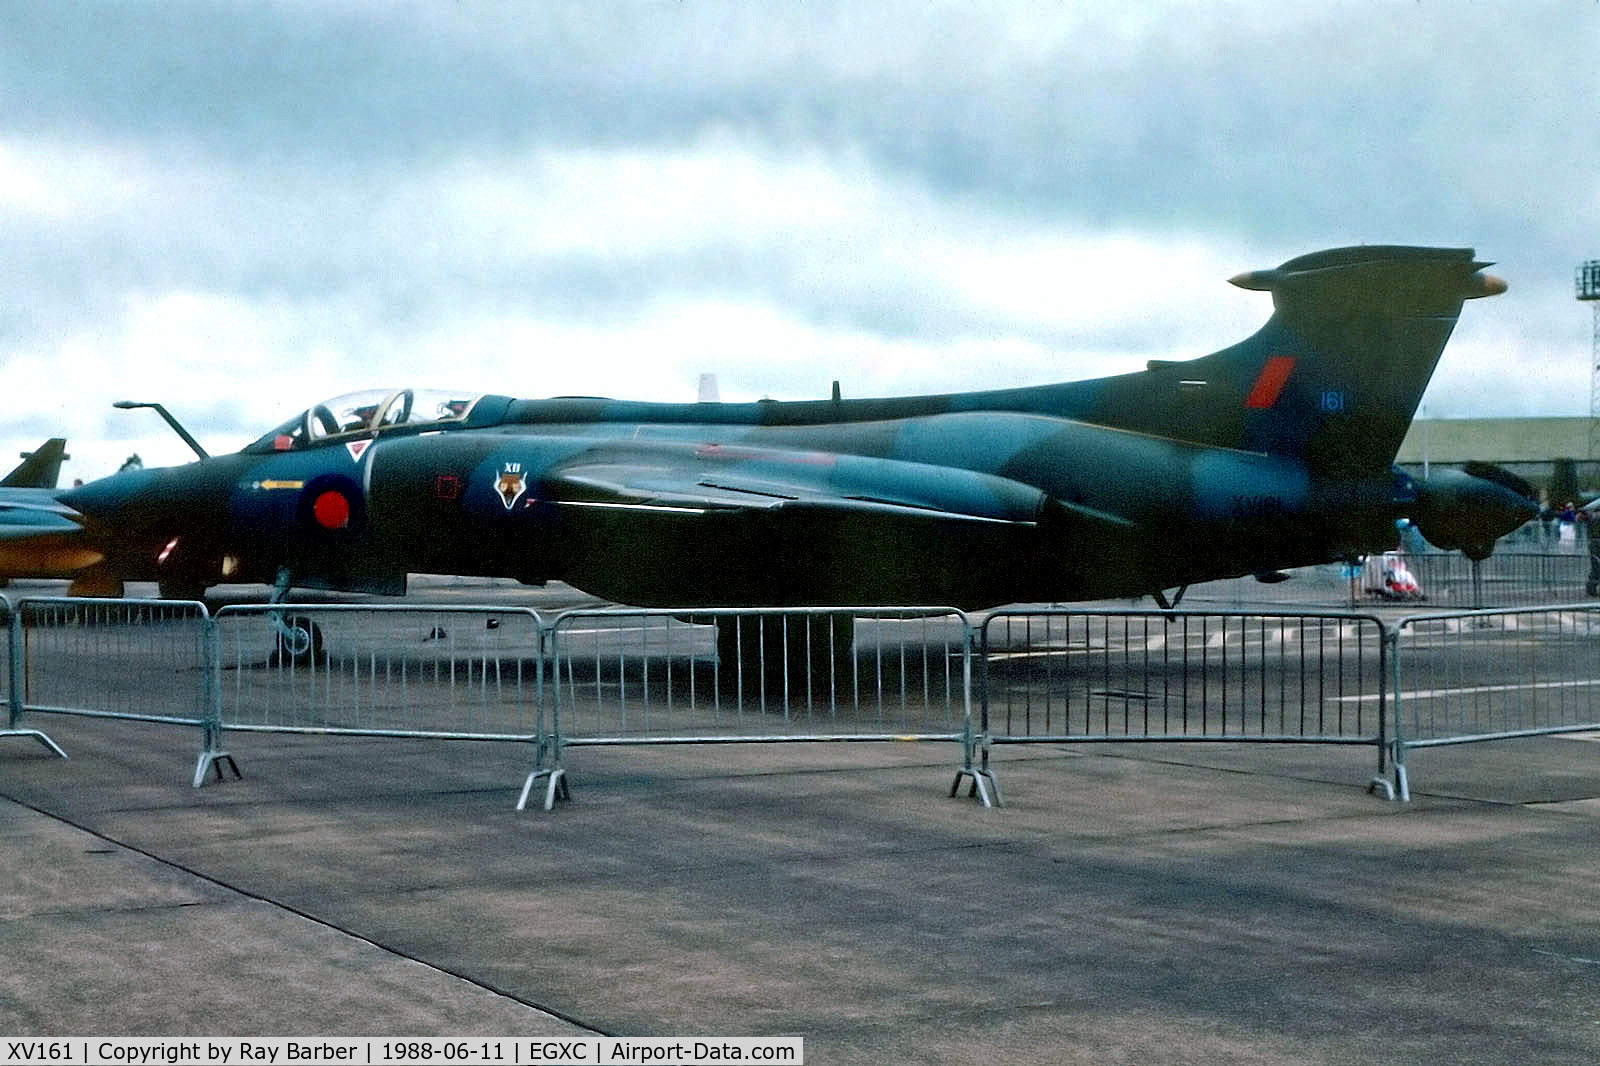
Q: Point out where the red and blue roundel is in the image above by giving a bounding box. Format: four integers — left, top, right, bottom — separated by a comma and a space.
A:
297, 472, 366, 536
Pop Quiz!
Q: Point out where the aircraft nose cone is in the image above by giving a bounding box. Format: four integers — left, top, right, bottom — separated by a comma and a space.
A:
60, 464, 234, 534
59, 469, 158, 522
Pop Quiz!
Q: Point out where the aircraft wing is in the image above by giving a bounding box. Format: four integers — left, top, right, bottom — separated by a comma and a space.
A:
0, 511, 83, 539
543, 453, 1046, 527
529, 447, 1139, 607
0, 492, 103, 573
0, 493, 83, 535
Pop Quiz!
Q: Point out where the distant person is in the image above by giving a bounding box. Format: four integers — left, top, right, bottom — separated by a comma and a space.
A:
118, 453, 143, 473
1588, 510, 1600, 597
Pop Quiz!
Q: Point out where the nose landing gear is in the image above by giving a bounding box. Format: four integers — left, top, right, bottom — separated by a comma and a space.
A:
265, 566, 326, 668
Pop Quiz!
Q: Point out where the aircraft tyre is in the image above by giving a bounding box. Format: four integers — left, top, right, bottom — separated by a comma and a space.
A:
269, 615, 325, 668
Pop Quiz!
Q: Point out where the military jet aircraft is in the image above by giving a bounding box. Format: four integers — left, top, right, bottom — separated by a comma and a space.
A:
0, 439, 100, 583
54, 245, 1532, 618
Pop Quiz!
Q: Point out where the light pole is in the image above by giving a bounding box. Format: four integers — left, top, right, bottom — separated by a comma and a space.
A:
1578, 260, 1600, 465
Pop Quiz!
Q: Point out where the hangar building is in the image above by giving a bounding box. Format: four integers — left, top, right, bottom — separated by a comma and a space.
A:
1396, 417, 1597, 506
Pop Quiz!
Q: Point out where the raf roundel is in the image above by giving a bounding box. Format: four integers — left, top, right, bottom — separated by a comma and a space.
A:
295, 472, 366, 536
312, 489, 352, 530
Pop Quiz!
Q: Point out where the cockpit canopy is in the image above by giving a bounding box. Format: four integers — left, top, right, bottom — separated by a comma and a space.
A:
245, 388, 484, 453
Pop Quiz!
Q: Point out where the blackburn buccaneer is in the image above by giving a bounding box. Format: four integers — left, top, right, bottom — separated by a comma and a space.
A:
51, 246, 1531, 628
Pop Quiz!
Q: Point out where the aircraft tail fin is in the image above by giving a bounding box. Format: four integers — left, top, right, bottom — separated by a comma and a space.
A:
2, 438, 68, 488
1109, 246, 1503, 477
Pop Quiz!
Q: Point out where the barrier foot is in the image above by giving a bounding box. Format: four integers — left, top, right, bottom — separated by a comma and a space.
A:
193, 750, 242, 789
517, 768, 570, 812
1367, 765, 1409, 803
951, 767, 1001, 809
3, 728, 68, 760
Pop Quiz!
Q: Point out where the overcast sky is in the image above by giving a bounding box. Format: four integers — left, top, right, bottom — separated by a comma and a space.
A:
3, 1, 1598, 480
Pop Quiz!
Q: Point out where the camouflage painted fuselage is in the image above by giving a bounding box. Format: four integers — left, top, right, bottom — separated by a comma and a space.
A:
60, 245, 1532, 608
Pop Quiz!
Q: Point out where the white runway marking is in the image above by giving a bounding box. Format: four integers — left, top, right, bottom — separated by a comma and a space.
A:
1336, 678, 1600, 703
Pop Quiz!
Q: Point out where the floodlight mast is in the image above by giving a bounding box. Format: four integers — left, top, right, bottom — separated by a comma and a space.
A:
1579, 261, 1600, 464
112, 400, 210, 460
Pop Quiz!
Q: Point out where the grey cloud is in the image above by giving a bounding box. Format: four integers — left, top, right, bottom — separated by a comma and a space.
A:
10, 3, 1594, 246
3, 0, 1596, 431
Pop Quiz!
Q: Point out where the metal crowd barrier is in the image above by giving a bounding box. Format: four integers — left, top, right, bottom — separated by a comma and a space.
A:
10, 593, 1600, 810
535, 607, 978, 808
1380, 552, 1593, 610
978, 608, 1391, 797
0, 593, 68, 760
214, 604, 548, 790
8, 596, 213, 779
1184, 551, 1597, 611
1386, 604, 1600, 800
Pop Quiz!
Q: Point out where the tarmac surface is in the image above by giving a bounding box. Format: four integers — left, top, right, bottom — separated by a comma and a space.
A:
2, 578, 1599, 1064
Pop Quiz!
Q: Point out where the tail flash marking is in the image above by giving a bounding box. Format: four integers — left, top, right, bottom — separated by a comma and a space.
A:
1244, 356, 1297, 409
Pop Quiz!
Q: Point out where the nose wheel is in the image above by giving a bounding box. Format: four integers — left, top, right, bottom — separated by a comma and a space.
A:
268, 614, 325, 667
265, 567, 325, 667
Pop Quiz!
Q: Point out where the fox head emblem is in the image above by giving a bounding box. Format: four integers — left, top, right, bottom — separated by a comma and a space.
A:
495, 463, 526, 510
